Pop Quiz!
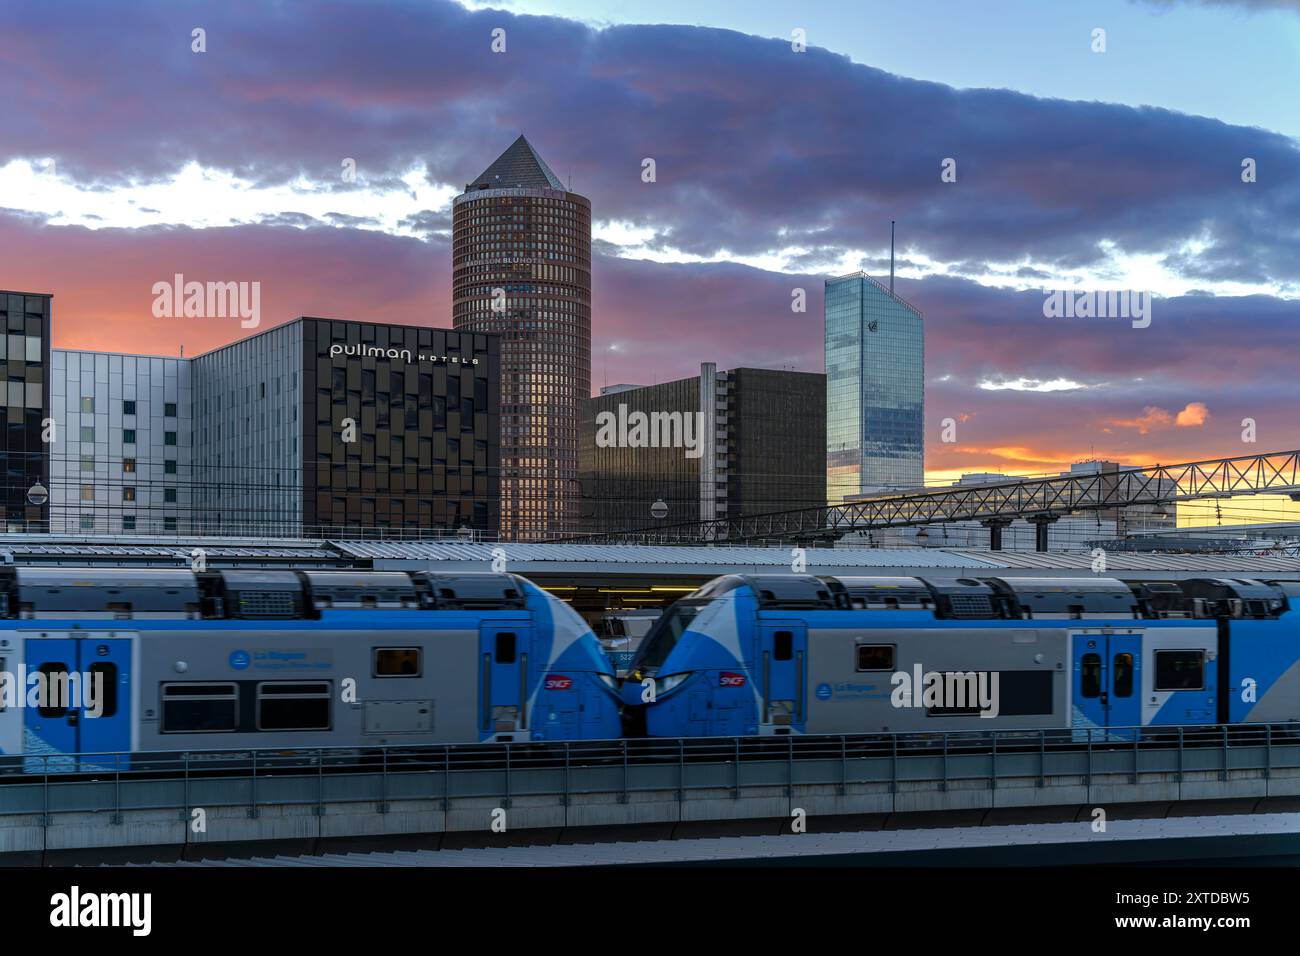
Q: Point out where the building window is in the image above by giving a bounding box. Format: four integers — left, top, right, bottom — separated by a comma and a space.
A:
80, 455, 94, 472
80, 397, 94, 413
164, 517, 177, 531
164, 488, 177, 503
122, 429, 136, 444
122, 487, 136, 502
164, 402, 177, 417
79, 515, 93, 530
123, 458, 136, 473
122, 516, 136, 531
80, 425, 94, 442
80, 484, 94, 501
164, 459, 177, 475
164, 431, 177, 446
123, 400, 136, 415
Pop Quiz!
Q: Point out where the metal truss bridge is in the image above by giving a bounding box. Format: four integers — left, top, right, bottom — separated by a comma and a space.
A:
569, 449, 1300, 549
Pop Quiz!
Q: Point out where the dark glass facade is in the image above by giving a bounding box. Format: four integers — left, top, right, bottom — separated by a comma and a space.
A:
0, 291, 50, 530
452, 136, 591, 540
580, 377, 699, 533
579, 367, 825, 536
300, 319, 500, 533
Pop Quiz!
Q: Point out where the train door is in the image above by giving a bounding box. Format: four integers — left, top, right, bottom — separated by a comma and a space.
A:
23, 635, 132, 770
1072, 632, 1141, 735
758, 622, 807, 733
24, 638, 78, 765
480, 623, 531, 740
76, 638, 132, 765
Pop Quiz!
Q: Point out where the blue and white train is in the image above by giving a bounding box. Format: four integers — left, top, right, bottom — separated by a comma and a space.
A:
0, 568, 621, 770
620, 574, 1300, 739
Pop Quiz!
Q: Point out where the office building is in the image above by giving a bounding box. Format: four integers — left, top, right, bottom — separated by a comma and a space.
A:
49, 317, 500, 536
0, 290, 51, 530
825, 271, 924, 503
50, 351, 191, 532
579, 363, 825, 536
452, 135, 591, 539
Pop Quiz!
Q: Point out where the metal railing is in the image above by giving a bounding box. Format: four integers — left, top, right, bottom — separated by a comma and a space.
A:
4, 724, 1298, 825
567, 449, 1300, 544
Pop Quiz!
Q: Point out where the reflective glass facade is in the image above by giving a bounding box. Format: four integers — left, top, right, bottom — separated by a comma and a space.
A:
825, 273, 924, 502
0, 291, 50, 530
579, 367, 825, 535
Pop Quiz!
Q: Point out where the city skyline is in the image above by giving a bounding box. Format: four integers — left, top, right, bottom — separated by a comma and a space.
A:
1, 0, 1298, 520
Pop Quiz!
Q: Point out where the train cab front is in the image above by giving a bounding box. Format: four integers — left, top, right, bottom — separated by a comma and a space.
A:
618, 599, 708, 731
620, 581, 766, 737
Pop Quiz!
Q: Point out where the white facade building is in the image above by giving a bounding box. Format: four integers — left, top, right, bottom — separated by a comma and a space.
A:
50, 350, 192, 534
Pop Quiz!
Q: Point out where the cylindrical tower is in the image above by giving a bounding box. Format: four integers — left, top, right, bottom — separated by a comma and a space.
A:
452, 135, 591, 540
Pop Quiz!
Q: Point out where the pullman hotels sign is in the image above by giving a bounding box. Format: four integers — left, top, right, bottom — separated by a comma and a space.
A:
326, 343, 480, 366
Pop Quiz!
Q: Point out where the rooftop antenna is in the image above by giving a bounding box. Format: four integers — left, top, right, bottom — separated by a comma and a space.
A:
889, 220, 895, 294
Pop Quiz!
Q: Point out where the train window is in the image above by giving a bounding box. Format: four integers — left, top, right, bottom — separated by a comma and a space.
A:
374, 647, 422, 677
161, 683, 238, 733
1080, 654, 1101, 698
856, 645, 895, 672
36, 662, 70, 718
629, 603, 703, 672
994, 671, 1053, 716
87, 662, 118, 718
773, 631, 793, 661
256, 682, 331, 731
928, 671, 1054, 717
1155, 651, 1204, 691
495, 632, 517, 664
1113, 653, 1134, 698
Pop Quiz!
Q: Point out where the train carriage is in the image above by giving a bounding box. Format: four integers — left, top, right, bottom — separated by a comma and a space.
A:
0, 567, 622, 772
625, 574, 1300, 741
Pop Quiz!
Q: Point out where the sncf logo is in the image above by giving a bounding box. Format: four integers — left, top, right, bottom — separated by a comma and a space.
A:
544, 675, 573, 691
719, 672, 747, 687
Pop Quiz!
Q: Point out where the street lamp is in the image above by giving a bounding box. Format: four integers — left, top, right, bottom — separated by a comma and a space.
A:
26, 481, 48, 507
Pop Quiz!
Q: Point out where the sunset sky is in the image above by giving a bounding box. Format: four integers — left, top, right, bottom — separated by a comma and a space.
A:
2, 0, 1298, 521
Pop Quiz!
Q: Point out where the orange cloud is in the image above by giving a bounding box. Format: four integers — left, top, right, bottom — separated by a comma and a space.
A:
1175, 402, 1210, 427
1107, 406, 1173, 435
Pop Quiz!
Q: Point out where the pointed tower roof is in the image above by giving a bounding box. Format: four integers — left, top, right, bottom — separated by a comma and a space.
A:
465, 134, 566, 192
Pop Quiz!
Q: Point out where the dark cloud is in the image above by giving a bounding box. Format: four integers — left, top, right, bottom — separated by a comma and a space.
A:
1, 202, 1295, 471
1, 0, 1298, 287
0, 1, 1296, 476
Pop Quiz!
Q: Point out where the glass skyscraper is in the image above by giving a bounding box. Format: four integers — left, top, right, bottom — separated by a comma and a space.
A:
824, 272, 924, 503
